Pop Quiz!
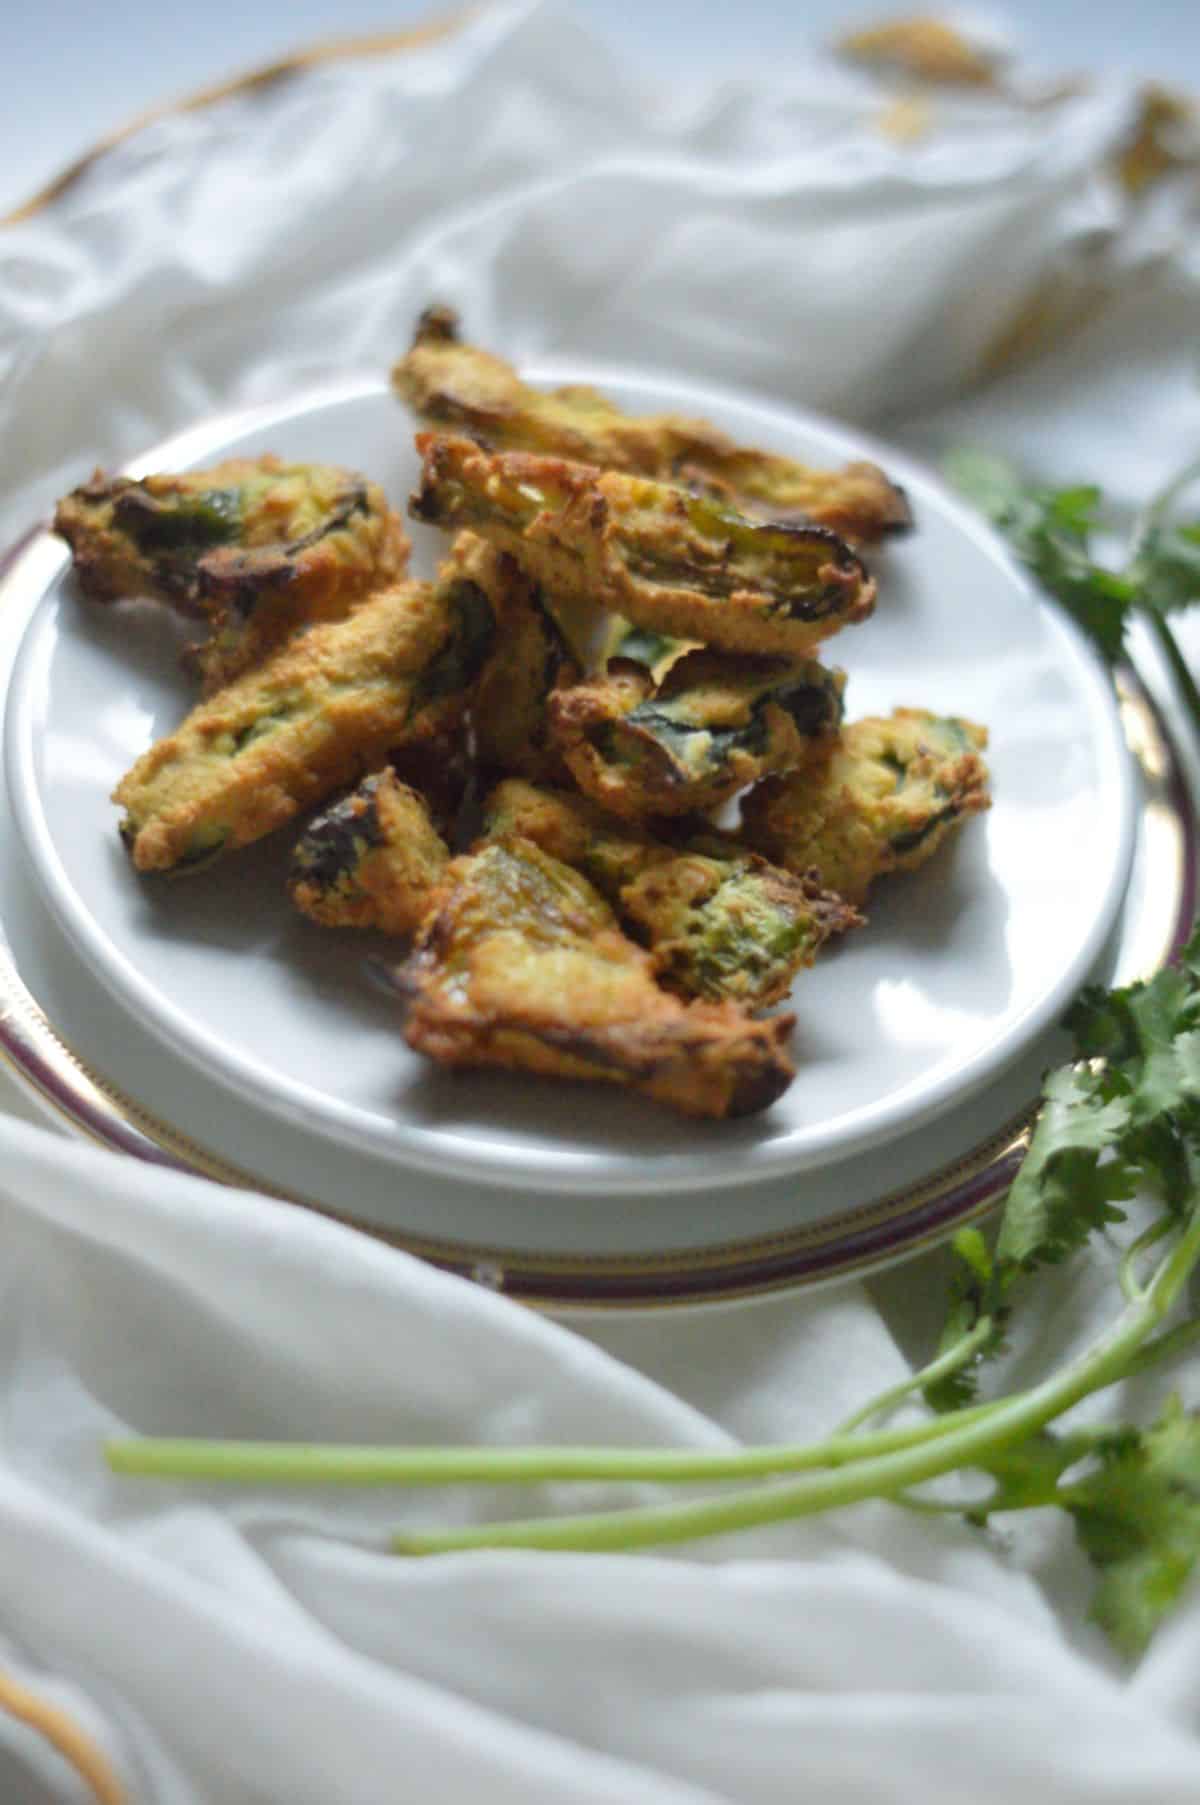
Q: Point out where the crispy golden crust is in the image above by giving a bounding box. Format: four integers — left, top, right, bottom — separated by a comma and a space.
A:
393, 837, 795, 1117
480, 779, 860, 1008
288, 768, 450, 934
548, 650, 844, 820
114, 572, 490, 873
54, 456, 410, 693
619, 855, 859, 1008
453, 536, 582, 782
741, 709, 991, 905
394, 307, 911, 542
481, 777, 662, 896
410, 434, 876, 661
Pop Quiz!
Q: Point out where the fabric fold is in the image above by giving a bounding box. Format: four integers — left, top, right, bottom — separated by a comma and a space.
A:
4, 5, 1200, 1798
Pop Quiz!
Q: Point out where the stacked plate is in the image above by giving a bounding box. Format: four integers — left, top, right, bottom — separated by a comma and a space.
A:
1, 373, 1183, 1305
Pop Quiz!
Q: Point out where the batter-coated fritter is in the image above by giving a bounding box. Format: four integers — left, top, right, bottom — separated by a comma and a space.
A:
482, 780, 860, 1008
618, 850, 858, 1008
410, 434, 876, 661
741, 709, 991, 905
455, 537, 581, 781
114, 567, 496, 873
392, 837, 796, 1118
288, 768, 449, 934
481, 777, 662, 897
548, 647, 845, 820
54, 457, 409, 692
393, 307, 911, 541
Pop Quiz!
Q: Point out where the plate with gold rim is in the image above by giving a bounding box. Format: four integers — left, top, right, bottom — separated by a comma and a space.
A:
2, 373, 1139, 1222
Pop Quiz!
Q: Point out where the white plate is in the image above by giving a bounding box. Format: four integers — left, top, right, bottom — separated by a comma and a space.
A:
4, 371, 1135, 1198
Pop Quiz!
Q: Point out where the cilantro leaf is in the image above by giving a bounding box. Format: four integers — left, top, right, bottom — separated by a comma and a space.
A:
926, 1067, 1134, 1411
1066, 1398, 1200, 1658
996, 1064, 1135, 1268
924, 950, 1200, 1410
1128, 521, 1200, 616
1068, 939, 1200, 1207
945, 450, 1131, 661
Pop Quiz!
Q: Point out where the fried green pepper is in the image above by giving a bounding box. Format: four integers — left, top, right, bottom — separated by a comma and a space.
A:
618, 850, 858, 1008
288, 768, 450, 934
480, 777, 662, 898
394, 307, 911, 541
481, 779, 860, 1008
740, 708, 991, 904
115, 561, 496, 874
54, 456, 410, 692
409, 434, 876, 661
391, 836, 796, 1118
549, 644, 845, 820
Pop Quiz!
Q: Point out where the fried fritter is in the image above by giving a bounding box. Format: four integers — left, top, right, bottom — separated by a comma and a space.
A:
393, 307, 911, 541
481, 777, 661, 897
481, 779, 859, 1008
618, 851, 858, 1008
411, 434, 876, 661
548, 646, 845, 820
115, 564, 495, 874
741, 709, 991, 905
452, 536, 582, 782
288, 768, 450, 935
392, 837, 796, 1118
54, 457, 410, 692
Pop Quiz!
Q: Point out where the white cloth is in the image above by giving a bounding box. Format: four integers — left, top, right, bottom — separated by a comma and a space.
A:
2, 5, 1200, 1799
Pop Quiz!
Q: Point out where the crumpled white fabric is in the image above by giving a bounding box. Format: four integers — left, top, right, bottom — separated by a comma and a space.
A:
4, 1119, 1200, 1805
2, 4, 1200, 1800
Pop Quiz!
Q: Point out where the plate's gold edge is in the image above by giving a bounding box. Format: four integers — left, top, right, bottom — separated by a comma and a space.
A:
1, 9, 471, 228
0, 670, 1187, 1308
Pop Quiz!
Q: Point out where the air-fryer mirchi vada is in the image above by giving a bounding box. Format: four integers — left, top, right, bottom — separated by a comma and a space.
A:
55, 457, 409, 692
288, 769, 451, 934
114, 560, 496, 874
548, 647, 844, 820
409, 434, 876, 662
393, 306, 911, 542
481, 779, 859, 1009
390, 836, 796, 1118
741, 709, 991, 905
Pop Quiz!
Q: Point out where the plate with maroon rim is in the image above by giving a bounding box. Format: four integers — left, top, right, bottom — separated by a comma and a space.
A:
0, 370, 1155, 1299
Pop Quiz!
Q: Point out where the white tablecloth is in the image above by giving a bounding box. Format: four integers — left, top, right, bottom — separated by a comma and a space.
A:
2, 6, 1200, 1799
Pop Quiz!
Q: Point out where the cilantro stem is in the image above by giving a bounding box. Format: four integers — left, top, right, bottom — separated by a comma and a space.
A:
105, 1395, 1009, 1489
1128, 452, 1200, 742
1141, 610, 1200, 746
833, 1316, 995, 1432
389, 1215, 1200, 1554
103, 1234, 1200, 1524
1134, 454, 1200, 542
1125, 1314, 1200, 1375
1119, 1216, 1173, 1304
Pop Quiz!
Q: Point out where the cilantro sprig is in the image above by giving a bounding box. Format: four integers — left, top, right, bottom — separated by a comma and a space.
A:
104, 452, 1200, 1660
946, 447, 1200, 734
